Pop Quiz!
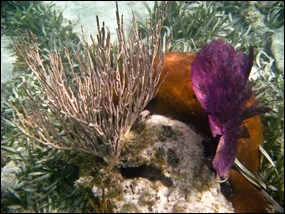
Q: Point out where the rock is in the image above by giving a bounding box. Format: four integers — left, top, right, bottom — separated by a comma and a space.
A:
1, 35, 17, 83
271, 25, 284, 74
1, 161, 21, 194
77, 115, 234, 212
246, 2, 271, 37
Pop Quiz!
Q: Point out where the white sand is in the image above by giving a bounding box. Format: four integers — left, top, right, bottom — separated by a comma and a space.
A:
49, 1, 155, 43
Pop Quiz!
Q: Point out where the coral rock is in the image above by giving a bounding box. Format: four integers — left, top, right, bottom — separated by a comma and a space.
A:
109, 115, 234, 212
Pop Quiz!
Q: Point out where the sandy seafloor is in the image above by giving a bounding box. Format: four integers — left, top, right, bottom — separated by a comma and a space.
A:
48, 1, 155, 44
1, 1, 154, 83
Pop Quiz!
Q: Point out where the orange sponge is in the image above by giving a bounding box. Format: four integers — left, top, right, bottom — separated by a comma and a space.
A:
149, 52, 211, 136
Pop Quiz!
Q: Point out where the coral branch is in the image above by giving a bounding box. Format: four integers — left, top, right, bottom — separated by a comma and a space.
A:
10, 2, 168, 168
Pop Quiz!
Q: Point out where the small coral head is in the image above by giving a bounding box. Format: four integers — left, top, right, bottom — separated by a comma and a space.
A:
191, 39, 261, 179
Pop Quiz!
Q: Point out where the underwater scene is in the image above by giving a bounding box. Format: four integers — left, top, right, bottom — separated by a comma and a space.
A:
1, 1, 284, 213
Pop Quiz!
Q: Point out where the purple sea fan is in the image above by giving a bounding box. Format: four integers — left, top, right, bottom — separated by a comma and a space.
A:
191, 40, 264, 179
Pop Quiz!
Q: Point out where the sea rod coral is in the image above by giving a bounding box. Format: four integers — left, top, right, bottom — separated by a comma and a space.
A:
191, 40, 267, 179
8, 2, 168, 169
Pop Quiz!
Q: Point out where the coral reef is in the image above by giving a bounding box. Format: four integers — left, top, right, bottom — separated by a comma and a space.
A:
2, 1, 283, 213
75, 115, 234, 213
150, 51, 269, 212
